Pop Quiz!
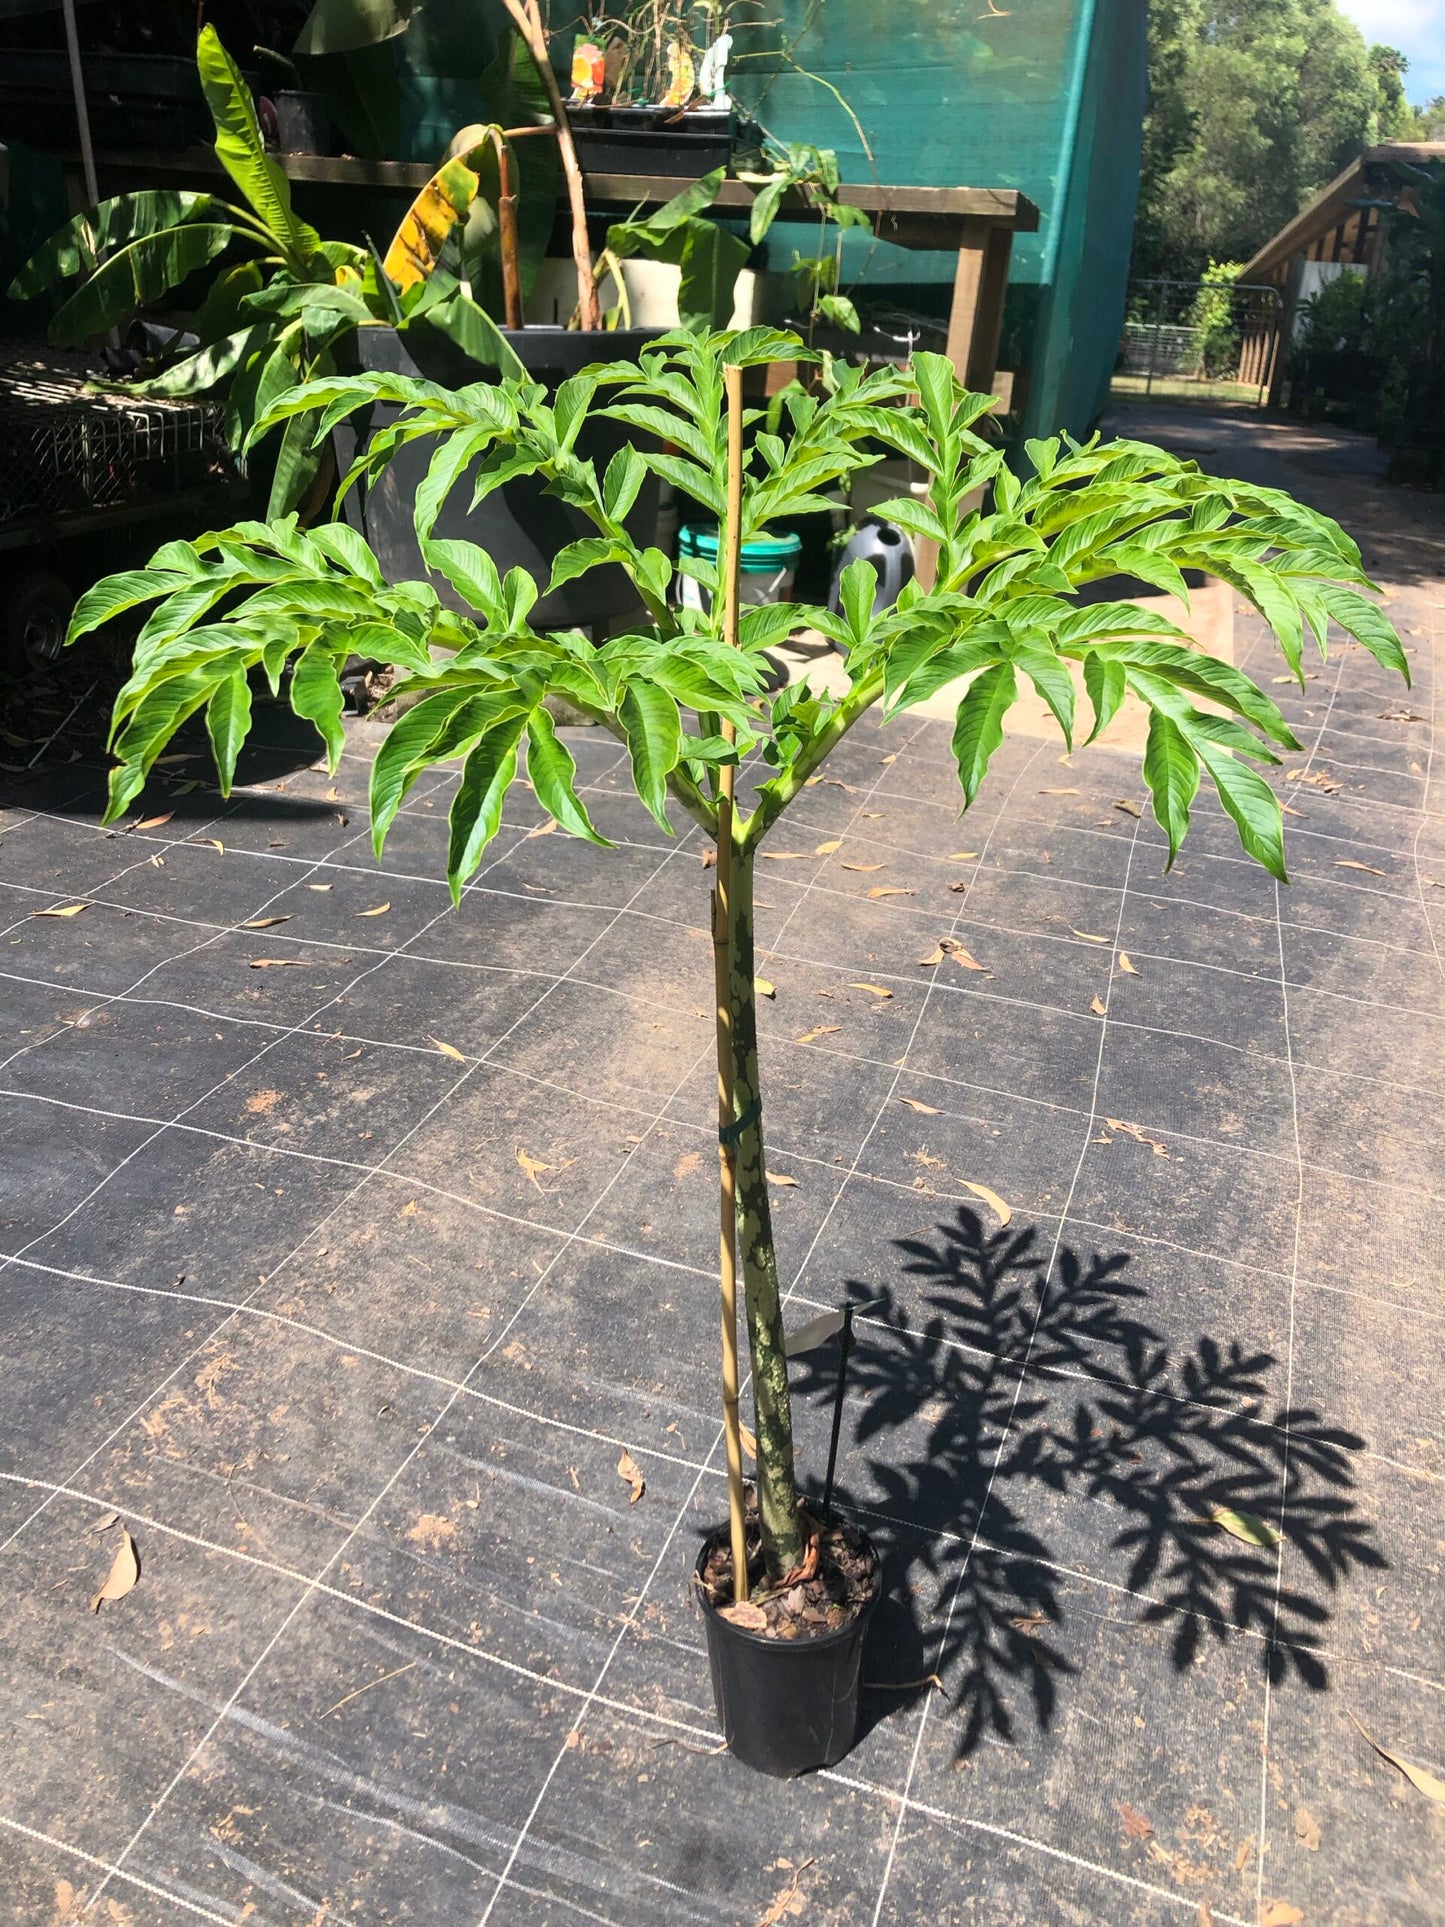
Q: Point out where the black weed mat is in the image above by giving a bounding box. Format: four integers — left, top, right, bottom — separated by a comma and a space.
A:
1, 439, 1442, 1924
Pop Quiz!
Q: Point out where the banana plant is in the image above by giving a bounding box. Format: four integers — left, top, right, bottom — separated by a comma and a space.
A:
6, 28, 522, 514
65, 332, 1406, 1583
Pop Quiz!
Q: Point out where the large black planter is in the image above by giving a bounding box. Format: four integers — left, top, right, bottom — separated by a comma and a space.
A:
332, 324, 662, 632
694, 1524, 881, 1777
568, 105, 733, 179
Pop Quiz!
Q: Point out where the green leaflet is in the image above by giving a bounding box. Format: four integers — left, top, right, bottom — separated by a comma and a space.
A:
68, 569, 189, 644
1010, 644, 1074, 751
620, 683, 684, 831
951, 661, 1017, 806
206, 669, 253, 794
1196, 741, 1287, 882
425, 538, 503, 620
1082, 654, 1127, 743
1315, 585, 1411, 684
289, 642, 347, 769
447, 717, 528, 897
1141, 710, 1199, 867
526, 708, 608, 845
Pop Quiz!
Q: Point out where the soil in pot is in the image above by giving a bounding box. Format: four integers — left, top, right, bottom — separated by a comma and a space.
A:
567, 104, 733, 178
695, 1498, 880, 1776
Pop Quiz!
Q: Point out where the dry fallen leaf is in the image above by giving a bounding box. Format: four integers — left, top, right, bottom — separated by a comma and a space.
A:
132, 812, 174, 832
760, 851, 810, 862
1259, 1904, 1303, 1927
197, 838, 224, 853
1090, 995, 1108, 1015
948, 850, 980, 861
1349, 1711, 1445, 1804
1105, 1117, 1170, 1159
1210, 1506, 1280, 1548
1114, 797, 1143, 818
755, 1856, 814, 1927
1117, 952, 1138, 974
721, 1600, 769, 1632
1335, 860, 1386, 876
785, 1308, 846, 1357
755, 978, 777, 999
1196, 1904, 1214, 1927
1294, 1806, 1321, 1852
1039, 787, 1079, 795
868, 886, 915, 899
795, 1026, 841, 1045
814, 839, 841, 855
850, 982, 894, 999
429, 1037, 466, 1061
516, 1148, 556, 1193
701, 847, 717, 869
617, 1450, 645, 1504
90, 1528, 139, 1612
897, 1096, 943, 1114
768, 1172, 799, 1188
241, 915, 292, 929
738, 1422, 757, 1460
841, 861, 886, 872
1119, 1802, 1154, 1841
961, 1180, 1012, 1227
950, 944, 987, 971
1071, 927, 1108, 943
918, 938, 987, 971
248, 957, 304, 969
91, 1510, 119, 1534
32, 902, 87, 918
358, 903, 391, 917
918, 943, 947, 966
1270, 674, 1296, 685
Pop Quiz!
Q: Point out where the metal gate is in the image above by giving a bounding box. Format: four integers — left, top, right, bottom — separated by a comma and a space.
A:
1116, 279, 1284, 406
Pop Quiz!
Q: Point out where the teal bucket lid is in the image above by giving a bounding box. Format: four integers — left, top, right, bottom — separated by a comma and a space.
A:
679, 525, 802, 571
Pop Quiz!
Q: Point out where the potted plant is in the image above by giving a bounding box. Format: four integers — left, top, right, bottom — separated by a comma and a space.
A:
559, 0, 742, 178
64, 330, 1406, 1774
5, 27, 527, 517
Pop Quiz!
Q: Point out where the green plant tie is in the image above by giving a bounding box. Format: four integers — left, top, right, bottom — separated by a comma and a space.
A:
718, 1097, 761, 1147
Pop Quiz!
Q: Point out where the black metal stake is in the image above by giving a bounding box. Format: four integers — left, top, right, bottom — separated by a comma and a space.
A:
821, 1304, 856, 1525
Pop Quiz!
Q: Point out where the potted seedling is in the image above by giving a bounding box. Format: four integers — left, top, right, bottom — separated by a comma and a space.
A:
562, 0, 742, 178
64, 330, 1406, 1774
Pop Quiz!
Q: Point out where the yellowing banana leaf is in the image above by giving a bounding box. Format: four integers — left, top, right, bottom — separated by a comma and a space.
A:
383, 150, 486, 292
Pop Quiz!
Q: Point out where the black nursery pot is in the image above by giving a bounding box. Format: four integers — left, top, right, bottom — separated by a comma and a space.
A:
333, 324, 662, 631
567, 104, 734, 179
694, 1525, 881, 1777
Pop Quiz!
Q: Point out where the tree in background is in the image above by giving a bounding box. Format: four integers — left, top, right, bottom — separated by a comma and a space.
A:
1133, 1, 1415, 282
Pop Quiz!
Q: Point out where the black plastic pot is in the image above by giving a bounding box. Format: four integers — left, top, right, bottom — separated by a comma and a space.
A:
694, 1524, 881, 1777
568, 105, 733, 178
332, 324, 662, 631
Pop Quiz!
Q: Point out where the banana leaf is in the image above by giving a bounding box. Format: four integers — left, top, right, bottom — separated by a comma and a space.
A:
383, 150, 485, 292
197, 25, 316, 270
9, 191, 216, 300
47, 223, 238, 346
294, 0, 421, 56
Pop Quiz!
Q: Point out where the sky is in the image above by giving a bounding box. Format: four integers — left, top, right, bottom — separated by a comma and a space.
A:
1335, 0, 1445, 100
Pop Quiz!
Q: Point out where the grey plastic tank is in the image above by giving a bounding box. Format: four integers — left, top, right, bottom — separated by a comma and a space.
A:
828, 518, 916, 634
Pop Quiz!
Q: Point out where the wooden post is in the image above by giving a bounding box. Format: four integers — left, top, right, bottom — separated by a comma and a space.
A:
712, 362, 749, 1603
496, 0, 600, 330
915, 218, 1016, 592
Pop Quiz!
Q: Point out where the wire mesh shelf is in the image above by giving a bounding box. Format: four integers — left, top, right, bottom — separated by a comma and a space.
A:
0, 357, 234, 528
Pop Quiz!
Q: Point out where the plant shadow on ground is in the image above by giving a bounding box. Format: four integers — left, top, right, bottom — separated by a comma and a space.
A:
794, 1207, 1386, 1759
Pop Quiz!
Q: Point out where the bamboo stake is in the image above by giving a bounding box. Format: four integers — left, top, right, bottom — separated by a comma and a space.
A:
496, 0, 602, 330
713, 360, 749, 1604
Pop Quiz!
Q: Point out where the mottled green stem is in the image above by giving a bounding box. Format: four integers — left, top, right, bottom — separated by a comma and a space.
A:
726, 843, 803, 1581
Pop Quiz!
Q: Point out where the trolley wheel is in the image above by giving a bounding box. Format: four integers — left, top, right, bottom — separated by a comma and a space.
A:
0, 570, 75, 674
